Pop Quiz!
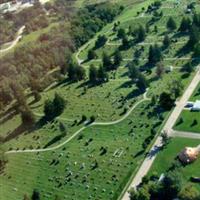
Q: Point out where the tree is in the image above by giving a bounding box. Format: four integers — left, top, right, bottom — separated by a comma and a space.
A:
76, 65, 86, 81
162, 170, 183, 200
89, 64, 98, 83
87, 49, 96, 60
159, 92, 174, 110
136, 25, 146, 42
44, 99, 54, 119
193, 13, 200, 27
156, 62, 165, 78
128, 62, 139, 81
19, 106, 35, 125
98, 65, 108, 82
161, 131, 170, 146
122, 36, 129, 49
95, 35, 107, 48
68, 62, 86, 81
136, 74, 148, 92
102, 52, 112, 70
10, 82, 26, 107
148, 44, 162, 64
184, 62, 194, 73
113, 49, 122, 66
163, 34, 170, 48
178, 184, 200, 200
187, 26, 200, 49
194, 42, 200, 57
29, 78, 42, 102
179, 17, 191, 32
117, 28, 126, 39
168, 79, 183, 99
167, 17, 177, 30
31, 189, 40, 200
53, 93, 65, 116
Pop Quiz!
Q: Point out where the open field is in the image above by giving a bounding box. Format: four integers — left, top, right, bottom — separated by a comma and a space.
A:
149, 137, 200, 191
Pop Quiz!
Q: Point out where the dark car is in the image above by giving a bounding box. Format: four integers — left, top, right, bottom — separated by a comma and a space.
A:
191, 177, 200, 183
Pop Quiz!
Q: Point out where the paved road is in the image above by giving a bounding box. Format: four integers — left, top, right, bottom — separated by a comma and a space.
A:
171, 130, 200, 139
121, 67, 200, 200
0, 26, 25, 53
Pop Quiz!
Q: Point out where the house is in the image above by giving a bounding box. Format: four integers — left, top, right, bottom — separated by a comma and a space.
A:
178, 145, 200, 164
191, 100, 200, 111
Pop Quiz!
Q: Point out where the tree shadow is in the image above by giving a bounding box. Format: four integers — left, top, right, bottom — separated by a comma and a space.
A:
0, 110, 17, 125
125, 89, 142, 101
3, 124, 27, 143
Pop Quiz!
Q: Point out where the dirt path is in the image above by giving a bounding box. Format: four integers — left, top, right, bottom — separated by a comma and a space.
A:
0, 26, 25, 53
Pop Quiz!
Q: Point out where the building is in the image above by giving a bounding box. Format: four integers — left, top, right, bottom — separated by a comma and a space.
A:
178, 146, 200, 164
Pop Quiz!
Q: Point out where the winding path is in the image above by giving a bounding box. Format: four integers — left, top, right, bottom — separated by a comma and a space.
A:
6, 91, 150, 154
0, 26, 25, 53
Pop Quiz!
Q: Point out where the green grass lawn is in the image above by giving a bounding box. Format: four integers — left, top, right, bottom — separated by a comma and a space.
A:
1, 0, 200, 199
174, 110, 200, 133
1, 101, 168, 200
190, 83, 200, 102
149, 137, 200, 191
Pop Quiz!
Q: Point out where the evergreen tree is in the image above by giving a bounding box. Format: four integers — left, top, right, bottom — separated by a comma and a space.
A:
53, 93, 65, 116
102, 52, 112, 70
193, 13, 200, 27
136, 74, 148, 92
76, 65, 86, 81
128, 62, 139, 81
89, 64, 98, 83
113, 49, 122, 66
117, 28, 126, 39
194, 42, 200, 57
148, 44, 162, 64
179, 17, 191, 32
167, 17, 177, 30
87, 49, 96, 60
163, 34, 170, 48
44, 99, 54, 119
159, 92, 174, 110
187, 26, 200, 49
137, 25, 146, 42
98, 65, 108, 82
95, 35, 107, 48
122, 36, 129, 49
184, 62, 193, 73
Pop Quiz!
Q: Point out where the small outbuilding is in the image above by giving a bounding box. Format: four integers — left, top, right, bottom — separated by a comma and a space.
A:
178, 146, 200, 164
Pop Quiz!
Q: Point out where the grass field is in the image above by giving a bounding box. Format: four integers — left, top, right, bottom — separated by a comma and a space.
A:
149, 137, 200, 191
1, 101, 169, 200
1, 0, 200, 199
174, 110, 200, 133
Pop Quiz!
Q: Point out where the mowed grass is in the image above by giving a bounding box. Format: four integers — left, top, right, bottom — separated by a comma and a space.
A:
1, 101, 168, 200
190, 83, 200, 102
149, 137, 200, 191
174, 110, 200, 133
